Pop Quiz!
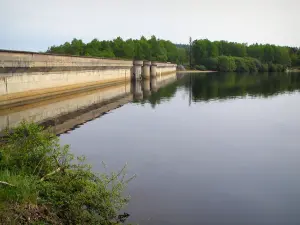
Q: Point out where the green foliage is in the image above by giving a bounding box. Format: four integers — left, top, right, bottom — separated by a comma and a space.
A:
234, 57, 249, 72
0, 170, 38, 204
260, 63, 269, 72
268, 63, 285, 72
200, 58, 218, 71
195, 65, 207, 71
48, 36, 188, 64
191, 39, 297, 72
48, 36, 298, 72
218, 56, 236, 72
0, 122, 133, 224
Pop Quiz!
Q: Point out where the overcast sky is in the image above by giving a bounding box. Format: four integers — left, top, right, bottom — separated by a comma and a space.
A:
0, 0, 299, 51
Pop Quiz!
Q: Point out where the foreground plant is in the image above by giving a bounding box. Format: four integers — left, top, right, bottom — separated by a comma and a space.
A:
0, 122, 134, 224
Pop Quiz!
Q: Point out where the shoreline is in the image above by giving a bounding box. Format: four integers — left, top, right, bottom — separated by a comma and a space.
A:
177, 70, 217, 73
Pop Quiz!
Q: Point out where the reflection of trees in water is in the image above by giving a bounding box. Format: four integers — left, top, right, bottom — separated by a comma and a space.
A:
134, 72, 300, 106
189, 72, 300, 101
134, 77, 186, 108
147, 82, 178, 108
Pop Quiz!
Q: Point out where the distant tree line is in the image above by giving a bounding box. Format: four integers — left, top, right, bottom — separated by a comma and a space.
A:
47, 36, 300, 72
47, 36, 188, 64
192, 39, 300, 72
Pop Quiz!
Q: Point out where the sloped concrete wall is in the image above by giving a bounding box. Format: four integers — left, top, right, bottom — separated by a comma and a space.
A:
0, 82, 131, 132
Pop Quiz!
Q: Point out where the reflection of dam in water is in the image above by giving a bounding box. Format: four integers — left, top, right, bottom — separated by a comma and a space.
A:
133, 73, 179, 100
0, 72, 179, 135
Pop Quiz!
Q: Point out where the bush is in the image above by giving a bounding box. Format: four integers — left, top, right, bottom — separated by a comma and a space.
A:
195, 65, 207, 71
268, 63, 285, 72
260, 63, 269, 72
269, 63, 278, 72
218, 56, 236, 72
201, 57, 218, 70
234, 57, 249, 72
245, 58, 258, 73
0, 122, 133, 224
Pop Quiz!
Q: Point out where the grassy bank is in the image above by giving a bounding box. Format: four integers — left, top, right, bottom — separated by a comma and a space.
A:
0, 122, 133, 224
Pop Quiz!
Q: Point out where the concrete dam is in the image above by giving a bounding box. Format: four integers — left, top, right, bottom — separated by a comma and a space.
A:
0, 50, 177, 108
0, 72, 179, 135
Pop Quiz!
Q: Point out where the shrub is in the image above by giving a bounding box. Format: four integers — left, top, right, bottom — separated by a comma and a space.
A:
269, 63, 278, 72
260, 63, 269, 72
234, 57, 249, 72
218, 56, 236, 72
0, 122, 134, 224
245, 58, 258, 73
195, 65, 207, 71
201, 57, 218, 70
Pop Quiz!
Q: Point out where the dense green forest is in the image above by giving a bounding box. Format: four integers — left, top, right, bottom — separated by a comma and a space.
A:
47, 36, 300, 72
192, 39, 300, 72
47, 36, 188, 64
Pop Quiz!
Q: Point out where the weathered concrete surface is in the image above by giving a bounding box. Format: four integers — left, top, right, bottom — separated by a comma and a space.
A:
0, 50, 176, 107
133, 60, 143, 80
156, 62, 177, 76
0, 82, 131, 133
142, 61, 151, 79
0, 69, 131, 108
150, 62, 158, 77
0, 50, 132, 72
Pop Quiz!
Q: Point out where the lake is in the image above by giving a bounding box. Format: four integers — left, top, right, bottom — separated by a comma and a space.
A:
3, 72, 300, 224
59, 72, 300, 225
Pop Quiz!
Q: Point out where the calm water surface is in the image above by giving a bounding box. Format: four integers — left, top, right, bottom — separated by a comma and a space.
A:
59, 72, 300, 225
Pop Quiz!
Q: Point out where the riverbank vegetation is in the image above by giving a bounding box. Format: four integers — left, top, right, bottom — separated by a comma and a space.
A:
0, 122, 133, 224
47, 36, 300, 72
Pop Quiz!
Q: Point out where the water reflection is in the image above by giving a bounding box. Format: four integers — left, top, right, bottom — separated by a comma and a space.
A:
58, 71, 300, 225
0, 83, 132, 134
0, 72, 179, 134
2, 72, 300, 134
136, 72, 300, 106
187, 72, 300, 101
2, 71, 300, 224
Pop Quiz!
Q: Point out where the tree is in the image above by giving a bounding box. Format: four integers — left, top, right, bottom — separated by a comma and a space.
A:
218, 56, 236, 72
47, 36, 295, 71
234, 57, 249, 72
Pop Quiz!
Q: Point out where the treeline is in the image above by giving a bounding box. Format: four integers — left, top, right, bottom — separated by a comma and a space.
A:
47, 36, 188, 64
47, 36, 300, 72
192, 39, 300, 72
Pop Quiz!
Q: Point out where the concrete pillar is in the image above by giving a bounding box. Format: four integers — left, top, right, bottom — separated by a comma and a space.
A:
150, 62, 158, 77
142, 79, 151, 98
132, 60, 143, 80
142, 61, 151, 79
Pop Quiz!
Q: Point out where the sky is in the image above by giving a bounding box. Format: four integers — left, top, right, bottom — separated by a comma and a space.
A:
0, 0, 299, 51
